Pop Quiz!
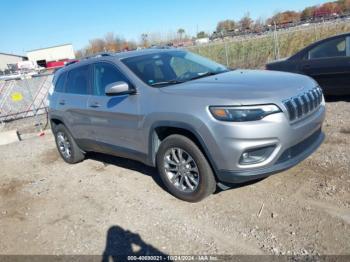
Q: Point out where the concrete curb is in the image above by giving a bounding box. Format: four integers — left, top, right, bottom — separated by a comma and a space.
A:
0, 129, 20, 146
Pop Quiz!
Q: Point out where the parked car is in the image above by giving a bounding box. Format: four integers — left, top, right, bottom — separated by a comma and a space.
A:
266, 33, 350, 96
49, 49, 325, 202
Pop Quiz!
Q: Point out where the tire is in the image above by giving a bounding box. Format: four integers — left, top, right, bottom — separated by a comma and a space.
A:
53, 124, 85, 164
156, 134, 216, 202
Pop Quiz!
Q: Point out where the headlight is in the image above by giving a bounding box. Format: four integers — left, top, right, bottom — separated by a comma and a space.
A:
209, 104, 281, 122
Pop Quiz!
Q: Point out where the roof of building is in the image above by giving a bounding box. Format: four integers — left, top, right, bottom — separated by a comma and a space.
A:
27, 43, 73, 53
0, 52, 27, 58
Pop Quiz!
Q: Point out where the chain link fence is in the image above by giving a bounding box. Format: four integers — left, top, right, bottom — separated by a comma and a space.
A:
0, 74, 53, 125
188, 20, 350, 69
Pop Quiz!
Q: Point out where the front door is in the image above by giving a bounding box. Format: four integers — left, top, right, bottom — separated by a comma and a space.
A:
86, 61, 144, 158
299, 36, 350, 95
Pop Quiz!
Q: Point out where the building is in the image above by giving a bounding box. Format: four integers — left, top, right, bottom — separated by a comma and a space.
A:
26, 44, 75, 69
0, 52, 27, 73
195, 37, 210, 45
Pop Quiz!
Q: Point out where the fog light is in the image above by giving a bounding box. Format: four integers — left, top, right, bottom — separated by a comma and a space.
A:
239, 146, 276, 165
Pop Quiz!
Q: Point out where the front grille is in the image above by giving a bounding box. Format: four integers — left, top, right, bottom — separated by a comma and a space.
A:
283, 87, 323, 122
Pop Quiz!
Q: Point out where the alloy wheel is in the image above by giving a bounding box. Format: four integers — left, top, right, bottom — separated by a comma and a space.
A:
163, 147, 200, 193
56, 132, 72, 159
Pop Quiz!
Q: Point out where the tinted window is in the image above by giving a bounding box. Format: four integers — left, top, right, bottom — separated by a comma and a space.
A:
54, 72, 67, 92
93, 62, 128, 96
122, 51, 228, 87
66, 65, 90, 95
170, 56, 208, 77
309, 37, 347, 59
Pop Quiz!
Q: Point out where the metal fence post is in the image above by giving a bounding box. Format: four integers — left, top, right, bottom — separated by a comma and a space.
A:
22, 72, 42, 133
273, 21, 280, 60
224, 40, 229, 67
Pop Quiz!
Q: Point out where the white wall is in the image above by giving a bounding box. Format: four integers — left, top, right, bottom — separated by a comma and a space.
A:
27, 44, 75, 63
0, 54, 25, 71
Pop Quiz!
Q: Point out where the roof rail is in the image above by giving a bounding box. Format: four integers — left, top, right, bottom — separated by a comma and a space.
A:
65, 60, 79, 66
64, 52, 114, 67
82, 52, 114, 60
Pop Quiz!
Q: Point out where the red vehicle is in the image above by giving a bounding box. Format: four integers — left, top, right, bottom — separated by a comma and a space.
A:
46, 59, 79, 69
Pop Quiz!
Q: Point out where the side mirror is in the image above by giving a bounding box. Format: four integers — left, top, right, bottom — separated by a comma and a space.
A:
105, 81, 135, 96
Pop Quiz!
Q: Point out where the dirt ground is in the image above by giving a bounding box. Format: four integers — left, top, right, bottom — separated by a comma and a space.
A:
0, 99, 349, 256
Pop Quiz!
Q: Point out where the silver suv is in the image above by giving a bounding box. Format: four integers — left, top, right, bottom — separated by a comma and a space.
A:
49, 49, 325, 202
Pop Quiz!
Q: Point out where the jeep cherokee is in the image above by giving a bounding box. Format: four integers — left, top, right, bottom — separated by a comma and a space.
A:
49, 49, 325, 202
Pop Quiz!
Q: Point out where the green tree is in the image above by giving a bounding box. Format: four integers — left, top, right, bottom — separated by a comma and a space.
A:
197, 31, 208, 38
177, 28, 185, 40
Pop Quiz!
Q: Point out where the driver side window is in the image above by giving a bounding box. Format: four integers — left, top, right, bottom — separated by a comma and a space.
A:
93, 62, 128, 96
308, 37, 347, 60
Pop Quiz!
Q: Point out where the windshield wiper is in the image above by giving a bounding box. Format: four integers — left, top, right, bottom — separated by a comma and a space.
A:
150, 70, 229, 87
188, 71, 228, 81
150, 79, 185, 87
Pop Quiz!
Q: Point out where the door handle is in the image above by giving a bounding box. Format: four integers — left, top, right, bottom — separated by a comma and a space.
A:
59, 100, 66, 105
89, 102, 101, 108
303, 65, 311, 70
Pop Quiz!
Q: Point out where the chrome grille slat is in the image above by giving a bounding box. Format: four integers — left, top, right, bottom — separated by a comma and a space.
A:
293, 98, 303, 118
308, 92, 316, 110
290, 99, 298, 119
283, 87, 323, 122
304, 94, 311, 113
316, 89, 322, 104
312, 90, 318, 107
284, 100, 296, 121
300, 96, 309, 114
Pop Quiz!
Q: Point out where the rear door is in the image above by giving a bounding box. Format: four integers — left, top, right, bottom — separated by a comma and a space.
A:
298, 35, 350, 95
85, 61, 143, 156
56, 64, 92, 140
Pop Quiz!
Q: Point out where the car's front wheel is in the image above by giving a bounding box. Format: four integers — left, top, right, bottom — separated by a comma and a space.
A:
156, 135, 216, 202
54, 124, 85, 164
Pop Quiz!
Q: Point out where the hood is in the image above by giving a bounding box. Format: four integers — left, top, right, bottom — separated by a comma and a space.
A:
160, 70, 317, 104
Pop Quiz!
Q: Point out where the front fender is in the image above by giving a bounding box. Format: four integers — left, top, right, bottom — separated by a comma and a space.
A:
144, 113, 220, 174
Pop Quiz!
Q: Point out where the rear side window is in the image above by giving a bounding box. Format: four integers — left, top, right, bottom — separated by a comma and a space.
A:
93, 62, 129, 96
309, 37, 347, 59
66, 65, 90, 95
54, 72, 67, 92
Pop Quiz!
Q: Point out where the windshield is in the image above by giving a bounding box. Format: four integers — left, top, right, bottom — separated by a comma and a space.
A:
122, 50, 228, 87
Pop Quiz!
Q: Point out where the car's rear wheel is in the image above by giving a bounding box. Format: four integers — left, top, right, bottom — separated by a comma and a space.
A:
54, 124, 85, 164
156, 135, 216, 202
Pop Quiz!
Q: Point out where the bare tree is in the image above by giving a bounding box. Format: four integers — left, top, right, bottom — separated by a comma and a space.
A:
252, 17, 265, 33
239, 13, 253, 30
88, 38, 105, 54
104, 32, 118, 52
216, 20, 236, 33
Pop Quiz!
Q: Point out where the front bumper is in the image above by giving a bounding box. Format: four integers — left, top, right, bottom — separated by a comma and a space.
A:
216, 128, 324, 183
200, 103, 325, 184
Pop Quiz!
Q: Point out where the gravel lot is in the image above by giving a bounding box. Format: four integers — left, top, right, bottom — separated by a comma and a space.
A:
0, 98, 349, 256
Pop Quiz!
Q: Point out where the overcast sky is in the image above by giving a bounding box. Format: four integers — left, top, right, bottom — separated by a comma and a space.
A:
0, 0, 330, 55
